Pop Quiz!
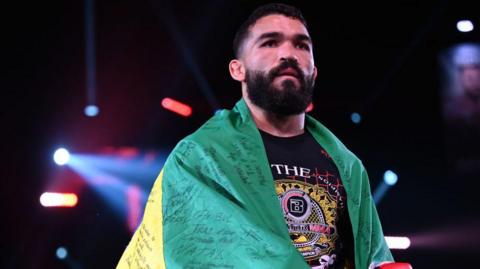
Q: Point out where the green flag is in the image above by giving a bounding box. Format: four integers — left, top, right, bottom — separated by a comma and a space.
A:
117, 99, 393, 269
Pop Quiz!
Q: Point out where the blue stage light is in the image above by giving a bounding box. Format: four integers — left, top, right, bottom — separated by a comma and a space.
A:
457, 20, 474, 33
384, 170, 398, 186
56, 247, 68, 260
351, 112, 361, 124
84, 105, 99, 117
53, 148, 70, 166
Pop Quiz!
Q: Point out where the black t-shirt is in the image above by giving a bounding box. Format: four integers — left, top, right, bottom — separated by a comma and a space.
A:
260, 130, 355, 269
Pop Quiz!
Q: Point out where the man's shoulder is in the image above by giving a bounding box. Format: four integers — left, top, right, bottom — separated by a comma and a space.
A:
170, 108, 242, 154
189, 108, 239, 142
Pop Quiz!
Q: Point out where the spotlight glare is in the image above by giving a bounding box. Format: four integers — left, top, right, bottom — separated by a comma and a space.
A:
40, 192, 78, 207
384, 170, 398, 186
385, 236, 411, 249
56, 247, 68, 259
84, 105, 99, 117
53, 148, 70, 165
457, 20, 474, 32
351, 112, 361, 124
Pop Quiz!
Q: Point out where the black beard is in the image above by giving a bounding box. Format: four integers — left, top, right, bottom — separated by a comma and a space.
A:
245, 60, 315, 117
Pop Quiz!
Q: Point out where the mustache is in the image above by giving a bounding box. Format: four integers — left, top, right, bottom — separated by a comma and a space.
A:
269, 59, 304, 79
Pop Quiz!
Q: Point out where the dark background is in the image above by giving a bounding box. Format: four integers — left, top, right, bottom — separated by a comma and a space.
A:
2, 0, 480, 268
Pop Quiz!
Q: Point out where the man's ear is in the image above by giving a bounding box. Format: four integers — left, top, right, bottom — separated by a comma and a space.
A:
229, 59, 246, 82
313, 65, 318, 81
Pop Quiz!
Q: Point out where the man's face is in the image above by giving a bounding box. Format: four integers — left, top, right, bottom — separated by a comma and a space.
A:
459, 65, 480, 98
239, 15, 317, 116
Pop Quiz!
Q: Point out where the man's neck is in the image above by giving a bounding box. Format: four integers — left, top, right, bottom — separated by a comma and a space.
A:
245, 98, 305, 137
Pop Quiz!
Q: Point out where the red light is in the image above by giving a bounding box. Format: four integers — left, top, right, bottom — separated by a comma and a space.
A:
161, 98, 192, 117
116, 147, 139, 159
306, 103, 314, 112
40, 192, 78, 207
126, 185, 142, 233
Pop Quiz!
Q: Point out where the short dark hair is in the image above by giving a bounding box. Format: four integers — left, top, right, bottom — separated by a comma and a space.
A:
232, 3, 309, 58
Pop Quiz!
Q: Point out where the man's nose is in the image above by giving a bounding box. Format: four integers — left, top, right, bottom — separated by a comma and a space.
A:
278, 43, 299, 63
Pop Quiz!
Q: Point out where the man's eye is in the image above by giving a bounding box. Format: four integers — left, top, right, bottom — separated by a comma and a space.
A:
261, 40, 277, 47
296, 43, 310, 50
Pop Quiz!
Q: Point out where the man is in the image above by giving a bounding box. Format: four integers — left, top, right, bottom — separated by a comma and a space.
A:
444, 44, 480, 127
117, 3, 393, 269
